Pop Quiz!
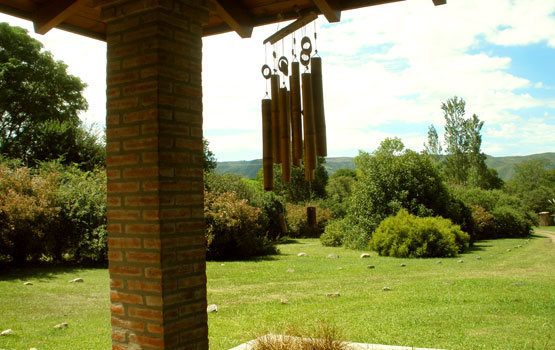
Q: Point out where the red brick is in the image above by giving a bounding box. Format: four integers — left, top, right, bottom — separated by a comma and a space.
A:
111, 303, 125, 316
107, 196, 122, 207
111, 291, 144, 305
123, 81, 158, 96
147, 323, 164, 334
123, 137, 159, 151
107, 97, 139, 111
110, 278, 124, 288
123, 109, 157, 123
108, 71, 139, 86
108, 237, 141, 249
122, 167, 159, 179
128, 334, 164, 348
127, 280, 162, 292
128, 307, 163, 321
126, 224, 161, 235
107, 210, 141, 221
145, 296, 163, 307
109, 251, 124, 262
109, 265, 142, 277
106, 125, 140, 139
111, 317, 145, 332
107, 154, 140, 167
107, 223, 122, 233
143, 238, 161, 249
126, 251, 161, 263
144, 267, 162, 279
106, 169, 121, 179
107, 182, 140, 193
111, 329, 127, 343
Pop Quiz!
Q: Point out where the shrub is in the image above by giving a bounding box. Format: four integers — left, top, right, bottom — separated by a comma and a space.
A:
0, 162, 58, 263
370, 209, 470, 258
470, 205, 495, 240
320, 220, 345, 247
204, 191, 277, 260
285, 203, 333, 238
491, 206, 532, 238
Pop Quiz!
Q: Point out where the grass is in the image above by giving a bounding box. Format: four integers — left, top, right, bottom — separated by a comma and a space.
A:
535, 225, 555, 233
1, 233, 554, 350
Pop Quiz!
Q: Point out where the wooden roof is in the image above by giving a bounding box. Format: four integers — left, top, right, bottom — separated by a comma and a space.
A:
0, 0, 445, 41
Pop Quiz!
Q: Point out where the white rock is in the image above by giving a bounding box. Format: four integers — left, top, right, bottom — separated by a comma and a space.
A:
30, 348, 39, 350
54, 323, 68, 329
220, 264, 225, 267
24, 282, 33, 286
327, 254, 339, 259
360, 253, 371, 258
286, 268, 295, 273
1, 329, 14, 336
336, 267, 343, 270
506, 249, 511, 252
367, 265, 375, 269
458, 259, 464, 263
207, 304, 218, 313
280, 299, 290, 304
382, 287, 391, 291
400, 263, 406, 267
297, 252, 307, 257
436, 260, 442, 264
326, 292, 340, 297
476, 256, 482, 260
69, 278, 83, 283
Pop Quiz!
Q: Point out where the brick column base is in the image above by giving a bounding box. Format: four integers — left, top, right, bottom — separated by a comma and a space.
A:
101, 1, 209, 349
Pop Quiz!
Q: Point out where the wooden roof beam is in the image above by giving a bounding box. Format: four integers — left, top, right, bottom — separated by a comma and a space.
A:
432, 0, 447, 5
312, 0, 341, 22
34, 0, 89, 35
212, 0, 254, 38
263, 11, 318, 45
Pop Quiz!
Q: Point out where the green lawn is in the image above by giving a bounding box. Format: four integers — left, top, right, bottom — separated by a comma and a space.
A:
1, 233, 554, 350
536, 225, 555, 233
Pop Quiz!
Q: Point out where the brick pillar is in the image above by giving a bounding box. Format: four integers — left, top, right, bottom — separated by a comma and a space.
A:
101, 1, 209, 349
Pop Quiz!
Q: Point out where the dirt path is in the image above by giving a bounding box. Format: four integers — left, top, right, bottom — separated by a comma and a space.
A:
534, 229, 555, 243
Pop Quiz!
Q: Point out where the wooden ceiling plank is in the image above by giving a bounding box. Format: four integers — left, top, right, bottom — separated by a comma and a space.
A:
212, 0, 255, 38
312, 0, 341, 22
263, 11, 318, 45
432, 0, 447, 5
34, 0, 89, 35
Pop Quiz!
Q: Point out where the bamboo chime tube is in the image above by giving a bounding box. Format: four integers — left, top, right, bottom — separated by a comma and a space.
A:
279, 87, 291, 182
290, 61, 303, 166
301, 72, 317, 181
261, 98, 273, 191
270, 74, 281, 164
311, 56, 327, 157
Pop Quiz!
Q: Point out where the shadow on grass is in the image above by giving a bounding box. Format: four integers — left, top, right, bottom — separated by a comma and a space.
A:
0, 264, 106, 282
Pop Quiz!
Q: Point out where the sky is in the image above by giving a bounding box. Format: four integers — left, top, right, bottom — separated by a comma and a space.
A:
1, 0, 554, 162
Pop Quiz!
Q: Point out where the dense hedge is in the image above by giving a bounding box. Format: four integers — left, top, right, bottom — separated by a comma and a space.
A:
285, 203, 333, 238
369, 210, 470, 258
0, 160, 106, 264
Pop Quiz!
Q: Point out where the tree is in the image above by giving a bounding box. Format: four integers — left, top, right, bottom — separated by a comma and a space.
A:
203, 138, 217, 173
0, 23, 104, 169
256, 157, 328, 203
441, 96, 499, 188
423, 124, 442, 163
506, 159, 555, 213
325, 168, 356, 218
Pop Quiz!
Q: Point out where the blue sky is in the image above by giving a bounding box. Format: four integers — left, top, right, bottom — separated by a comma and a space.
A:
1, 0, 554, 161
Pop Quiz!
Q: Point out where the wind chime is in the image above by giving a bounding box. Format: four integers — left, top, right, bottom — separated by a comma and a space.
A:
260, 15, 327, 192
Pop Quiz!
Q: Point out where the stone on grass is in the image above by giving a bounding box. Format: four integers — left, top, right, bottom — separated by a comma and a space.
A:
54, 323, 68, 329
360, 253, 371, 258
24, 282, 33, 286
326, 292, 340, 297
207, 304, 218, 313
443, 281, 454, 285
327, 254, 339, 259
280, 299, 290, 304
476, 256, 482, 260
1, 329, 14, 336
367, 265, 375, 269
297, 252, 307, 257
220, 264, 225, 267
400, 263, 406, 267
69, 278, 83, 283
30, 348, 38, 350
512, 282, 524, 286
286, 268, 295, 273
436, 261, 441, 264
382, 287, 391, 291
458, 259, 464, 263
506, 249, 511, 252
336, 267, 343, 270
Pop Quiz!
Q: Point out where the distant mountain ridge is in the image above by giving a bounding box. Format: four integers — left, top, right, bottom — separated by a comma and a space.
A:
216, 153, 555, 181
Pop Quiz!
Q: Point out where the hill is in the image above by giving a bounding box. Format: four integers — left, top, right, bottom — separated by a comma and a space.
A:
216, 152, 555, 181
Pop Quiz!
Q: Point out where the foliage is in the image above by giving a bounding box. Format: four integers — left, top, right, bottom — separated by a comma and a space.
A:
423, 124, 442, 163
319, 219, 345, 247
203, 138, 217, 173
469, 205, 495, 240
452, 186, 534, 238
0, 161, 57, 263
505, 158, 555, 213
0, 23, 104, 170
0, 160, 106, 263
204, 191, 277, 260
348, 138, 455, 236
256, 157, 328, 203
285, 203, 333, 238
322, 168, 356, 218
205, 172, 285, 241
369, 209, 470, 258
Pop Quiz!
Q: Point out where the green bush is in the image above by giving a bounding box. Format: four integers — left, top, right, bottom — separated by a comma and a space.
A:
370, 210, 470, 258
491, 206, 532, 238
470, 205, 495, 240
204, 191, 277, 260
320, 220, 345, 247
0, 162, 57, 263
285, 203, 333, 238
